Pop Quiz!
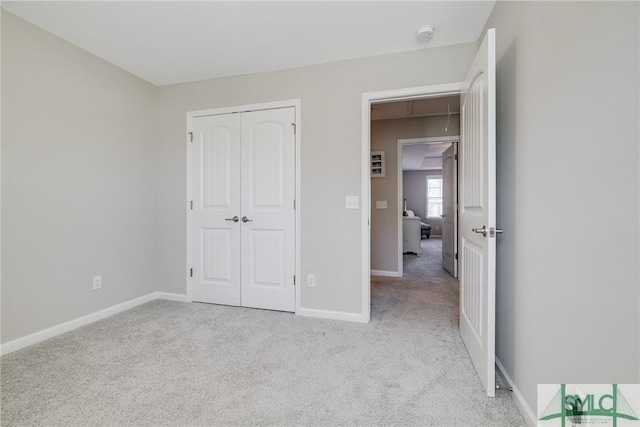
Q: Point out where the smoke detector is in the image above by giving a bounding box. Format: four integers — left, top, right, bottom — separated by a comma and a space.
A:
416, 25, 435, 42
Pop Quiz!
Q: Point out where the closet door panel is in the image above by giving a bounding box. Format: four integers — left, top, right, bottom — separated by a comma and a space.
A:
190, 114, 242, 306
240, 108, 296, 312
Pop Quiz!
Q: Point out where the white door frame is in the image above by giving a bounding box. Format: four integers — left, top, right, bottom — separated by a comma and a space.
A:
361, 83, 463, 322
397, 136, 459, 277
186, 99, 302, 314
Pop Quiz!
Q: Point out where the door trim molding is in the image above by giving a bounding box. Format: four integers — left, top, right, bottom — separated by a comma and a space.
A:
361, 82, 463, 322
185, 99, 301, 314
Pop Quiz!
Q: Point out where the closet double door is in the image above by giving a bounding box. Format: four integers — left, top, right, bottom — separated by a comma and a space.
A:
190, 107, 296, 312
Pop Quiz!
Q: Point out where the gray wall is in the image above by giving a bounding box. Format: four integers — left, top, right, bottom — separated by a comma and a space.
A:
157, 48, 475, 313
1, 12, 158, 342
485, 1, 640, 415
403, 170, 443, 235
370, 116, 459, 273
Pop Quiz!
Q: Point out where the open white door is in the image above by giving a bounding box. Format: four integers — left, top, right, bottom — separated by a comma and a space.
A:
459, 28, 498, 397
442, 143, 457, 277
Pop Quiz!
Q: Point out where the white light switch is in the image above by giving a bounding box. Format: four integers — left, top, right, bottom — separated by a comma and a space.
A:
346, 196, 359, 209
376, 200, 388, 209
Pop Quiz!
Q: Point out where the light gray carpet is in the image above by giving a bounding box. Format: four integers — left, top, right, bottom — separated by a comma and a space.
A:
1, 274, 525, 426
403, 237, 450, 279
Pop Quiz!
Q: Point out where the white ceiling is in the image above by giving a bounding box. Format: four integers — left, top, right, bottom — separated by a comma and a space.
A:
2, 1, 496, 86
403, 143, 451, 171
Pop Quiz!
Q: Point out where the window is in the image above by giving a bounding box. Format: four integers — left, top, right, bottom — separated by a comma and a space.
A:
426, 177, 443, 218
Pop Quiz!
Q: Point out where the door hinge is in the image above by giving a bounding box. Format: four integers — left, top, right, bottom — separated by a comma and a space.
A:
190, 201, 193, 210
190, 268, 193, 277
454, 154, 458, 160
454, 253, 458, 260
291, 123, 296, 135
293, 275, 296, 286
188, 132, 193, 142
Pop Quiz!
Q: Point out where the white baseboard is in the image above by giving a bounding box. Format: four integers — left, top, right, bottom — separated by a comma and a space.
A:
496, 357, 537, 426
155, 291, 188, 302
297, 307, 368, 323
0, 291, 188, 356
371, 270, 402, 277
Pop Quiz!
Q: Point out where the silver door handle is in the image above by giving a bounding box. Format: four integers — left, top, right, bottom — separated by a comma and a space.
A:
241, 216, 253, 223
225, 216, 239, 223
472, 225, 487, 237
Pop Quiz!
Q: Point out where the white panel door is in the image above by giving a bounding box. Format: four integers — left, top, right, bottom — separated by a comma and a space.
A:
240, 108, 296, 312
191, 114, 242, 306
442, 143, 457, 277
459, 28, 497, 397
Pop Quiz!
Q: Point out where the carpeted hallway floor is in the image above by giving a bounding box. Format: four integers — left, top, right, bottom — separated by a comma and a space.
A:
403, 237, 451, 279
1, 258, 525, 426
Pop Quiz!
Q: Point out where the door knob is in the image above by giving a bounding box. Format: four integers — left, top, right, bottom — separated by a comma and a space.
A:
241, 216, 253, 223
225, 216, 239, 223
472, 225, 487, 237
